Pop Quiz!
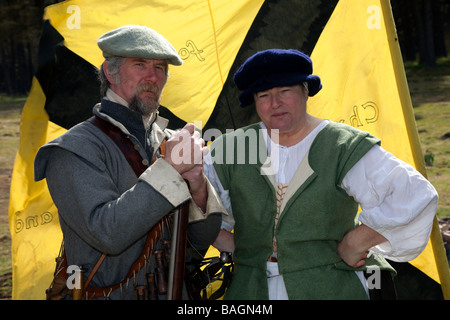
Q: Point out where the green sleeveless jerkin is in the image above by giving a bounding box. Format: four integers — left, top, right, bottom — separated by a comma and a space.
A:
211, 121, 395, 299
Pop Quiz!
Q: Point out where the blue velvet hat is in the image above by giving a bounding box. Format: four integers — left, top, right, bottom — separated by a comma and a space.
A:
233, 49, 322, 107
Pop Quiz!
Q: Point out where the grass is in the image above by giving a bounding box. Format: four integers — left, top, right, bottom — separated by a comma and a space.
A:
0, 96, 23, 170
406, 57, 450, 218
0, 95, 24, 299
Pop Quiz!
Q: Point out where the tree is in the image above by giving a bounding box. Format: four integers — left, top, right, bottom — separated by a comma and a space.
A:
392, 0, 448, 66
0, 0, 62, 95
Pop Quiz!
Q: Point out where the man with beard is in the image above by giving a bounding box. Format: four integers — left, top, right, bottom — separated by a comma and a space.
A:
34, 25, 225, 300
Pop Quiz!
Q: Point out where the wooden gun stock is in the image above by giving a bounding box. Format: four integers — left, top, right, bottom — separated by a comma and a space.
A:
167, 201, 190, 300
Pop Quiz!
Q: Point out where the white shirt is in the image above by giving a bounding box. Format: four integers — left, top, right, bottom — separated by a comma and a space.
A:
204, 120, 438, 262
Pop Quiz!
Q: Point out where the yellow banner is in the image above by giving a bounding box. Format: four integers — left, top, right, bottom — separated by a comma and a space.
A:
308, 0, 449, 299
44, 0, 264, 127
8, 78, 66, 299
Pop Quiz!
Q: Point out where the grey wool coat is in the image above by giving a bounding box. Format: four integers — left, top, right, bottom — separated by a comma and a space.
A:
34, 98, 225, 299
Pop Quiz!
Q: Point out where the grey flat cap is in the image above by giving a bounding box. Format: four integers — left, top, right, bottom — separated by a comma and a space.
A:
97, 25, 183, 66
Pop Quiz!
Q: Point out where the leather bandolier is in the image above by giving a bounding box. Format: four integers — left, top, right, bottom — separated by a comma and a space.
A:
46, 115, 173, 300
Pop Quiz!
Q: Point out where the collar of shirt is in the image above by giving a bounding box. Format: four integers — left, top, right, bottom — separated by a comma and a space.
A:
101, 99, 147, 146
100, 90, 170, 160
260, 120, 328, 184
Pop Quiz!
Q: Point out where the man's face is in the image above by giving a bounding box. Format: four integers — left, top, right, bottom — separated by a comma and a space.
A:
254, 84, 308, 134
107, 57, 168, 116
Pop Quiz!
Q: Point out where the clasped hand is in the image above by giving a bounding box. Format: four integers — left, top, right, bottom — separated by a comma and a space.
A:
165, 123, 208, 196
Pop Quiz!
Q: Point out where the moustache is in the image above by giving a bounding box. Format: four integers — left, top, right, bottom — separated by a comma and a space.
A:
136, 83, 159, 96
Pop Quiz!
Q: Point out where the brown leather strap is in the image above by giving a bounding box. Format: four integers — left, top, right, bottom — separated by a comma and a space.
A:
53, 217, 168, 299
88, 115, 150, 174
84, 216, 169, 299
83, 253, 106, 290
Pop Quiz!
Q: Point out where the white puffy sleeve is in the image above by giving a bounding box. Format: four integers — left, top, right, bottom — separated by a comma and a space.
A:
341, 144, 438, 262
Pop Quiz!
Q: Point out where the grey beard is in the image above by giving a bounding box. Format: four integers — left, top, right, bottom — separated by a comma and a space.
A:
129, 95, 160, 117
129, 83, 161, 117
